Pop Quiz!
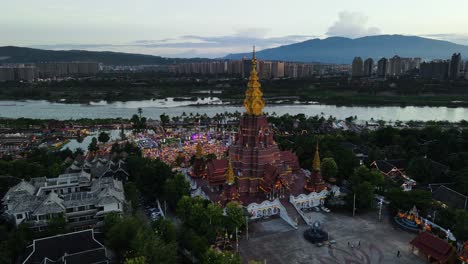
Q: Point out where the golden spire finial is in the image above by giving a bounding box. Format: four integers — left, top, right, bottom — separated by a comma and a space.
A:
312, 141, 321, 171
243, 46, 265, 116
226, 159, 235, 185
195, 142, 203, 158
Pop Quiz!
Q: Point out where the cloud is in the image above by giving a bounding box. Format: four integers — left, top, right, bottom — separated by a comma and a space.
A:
421, 33, 468, 45
326, 11, 381, 38
26, 29, 317, 58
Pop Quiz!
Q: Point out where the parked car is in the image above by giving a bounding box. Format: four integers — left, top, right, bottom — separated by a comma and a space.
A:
320, 206, 331, 213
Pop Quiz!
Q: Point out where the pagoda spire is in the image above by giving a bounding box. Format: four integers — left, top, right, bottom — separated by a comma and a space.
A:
243, 46, 265, 116
312, 142, 321, 172
195, 142, 203, 158
226, 159, 235, 185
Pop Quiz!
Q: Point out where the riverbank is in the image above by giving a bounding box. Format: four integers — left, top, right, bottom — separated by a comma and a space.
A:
2, 77, 468, 107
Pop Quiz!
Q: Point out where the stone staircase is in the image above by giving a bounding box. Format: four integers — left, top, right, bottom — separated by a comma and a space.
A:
280, 199, 304, 226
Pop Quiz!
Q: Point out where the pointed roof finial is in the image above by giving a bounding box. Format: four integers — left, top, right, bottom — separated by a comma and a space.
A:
226, 159, 235, 185
243, 45, 264, 116
312, 141, 321, 172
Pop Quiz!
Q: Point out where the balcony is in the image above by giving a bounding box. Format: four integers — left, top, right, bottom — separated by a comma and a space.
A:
65, 208, 98, 217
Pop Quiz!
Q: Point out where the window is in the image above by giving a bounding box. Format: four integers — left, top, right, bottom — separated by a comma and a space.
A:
66, 208, 73, 213
16, 214, 23, 219
78, 206, 86, 211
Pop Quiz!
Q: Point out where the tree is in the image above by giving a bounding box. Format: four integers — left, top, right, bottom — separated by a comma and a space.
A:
203, 248, 241, 264
163, 173, 190, 209
355, 181, 375, 210
160, 113, 170, 126
47, 215, 67, 236
152, 218, 176, 243
406, 157, 434, 184
206, 203, 223, 226
321, 157, 338, 181
124, 182, 140, 214
106, 217, 141, 257
88, 137, 99, 152
137, 107, 143, 118
98, 131, 110, 143
224, 202, 244, 234
125, 256, 146, 264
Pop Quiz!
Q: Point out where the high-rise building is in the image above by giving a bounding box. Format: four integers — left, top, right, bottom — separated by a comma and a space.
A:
0, 67, 15, 81
465, 61, 468, 80
15, 66, 36, 81
449, 53, 462, 80
389, 55, 402, 76
420, 60, 449, 80
271, 62, 284, 78
363, 58, 374, 77
377, 58, 388, 78
351, 57, 363, 77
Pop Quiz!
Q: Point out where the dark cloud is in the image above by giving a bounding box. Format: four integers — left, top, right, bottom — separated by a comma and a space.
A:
326, 11, 381, 38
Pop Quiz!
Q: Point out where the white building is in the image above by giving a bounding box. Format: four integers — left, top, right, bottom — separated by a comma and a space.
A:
2, 172, 125, 232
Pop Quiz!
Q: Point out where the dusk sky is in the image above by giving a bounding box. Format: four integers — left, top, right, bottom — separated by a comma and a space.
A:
2, 0, 468, 58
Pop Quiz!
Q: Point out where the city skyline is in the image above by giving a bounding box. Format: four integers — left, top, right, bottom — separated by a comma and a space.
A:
2, 0, 468, 58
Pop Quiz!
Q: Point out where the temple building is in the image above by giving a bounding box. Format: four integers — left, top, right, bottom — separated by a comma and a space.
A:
200, 47, 304, 204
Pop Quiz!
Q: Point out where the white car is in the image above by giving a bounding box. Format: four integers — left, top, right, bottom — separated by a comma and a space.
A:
320, 206, 331, 213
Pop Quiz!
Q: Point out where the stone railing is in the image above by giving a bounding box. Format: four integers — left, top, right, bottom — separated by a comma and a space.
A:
289, 190, 329, 225
246, 198, 297, 229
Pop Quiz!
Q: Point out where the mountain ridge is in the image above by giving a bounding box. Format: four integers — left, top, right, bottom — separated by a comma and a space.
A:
0, 46, 211, 65
225, 34, 468, 64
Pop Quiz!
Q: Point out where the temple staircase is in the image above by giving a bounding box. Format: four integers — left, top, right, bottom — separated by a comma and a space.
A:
280, 199, 304, 227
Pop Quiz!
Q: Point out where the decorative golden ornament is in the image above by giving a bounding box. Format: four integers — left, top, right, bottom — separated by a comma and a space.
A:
226, 159, 235, 185
243, 46, 265, 115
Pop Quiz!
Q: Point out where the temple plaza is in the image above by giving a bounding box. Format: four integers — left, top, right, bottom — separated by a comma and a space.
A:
240, 211, 426, 264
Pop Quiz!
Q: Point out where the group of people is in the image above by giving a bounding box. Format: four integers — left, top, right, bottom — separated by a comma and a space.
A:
346, 241, 401, 258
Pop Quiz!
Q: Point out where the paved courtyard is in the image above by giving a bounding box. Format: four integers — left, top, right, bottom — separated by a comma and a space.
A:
239, 211, 425, 264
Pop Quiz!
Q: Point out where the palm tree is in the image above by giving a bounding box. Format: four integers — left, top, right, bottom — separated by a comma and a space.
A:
137, 107, 142, 119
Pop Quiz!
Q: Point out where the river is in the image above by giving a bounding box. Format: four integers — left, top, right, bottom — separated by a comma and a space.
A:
0, 99, 467, 122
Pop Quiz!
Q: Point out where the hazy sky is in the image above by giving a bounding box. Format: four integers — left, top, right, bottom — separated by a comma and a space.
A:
2, 0, 468, 57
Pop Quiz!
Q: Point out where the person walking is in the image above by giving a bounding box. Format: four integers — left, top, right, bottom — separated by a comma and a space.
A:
397, 250, 400, 257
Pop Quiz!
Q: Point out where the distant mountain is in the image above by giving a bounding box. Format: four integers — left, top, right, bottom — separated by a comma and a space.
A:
0, 46, 210, 65
225, 35, 468, 64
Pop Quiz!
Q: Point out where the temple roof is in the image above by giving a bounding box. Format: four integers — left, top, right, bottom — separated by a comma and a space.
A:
409, 232, 453, 263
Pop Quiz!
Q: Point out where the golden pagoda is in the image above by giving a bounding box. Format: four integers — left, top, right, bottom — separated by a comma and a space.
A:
195, 142, 203, 158
226, 160, 235, 185
243, 46, 265, 116
312, 142, 321, 171
305, 141, 326, 192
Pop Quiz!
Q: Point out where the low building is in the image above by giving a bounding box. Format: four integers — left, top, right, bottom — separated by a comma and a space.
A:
2, 172, 125, 232
22, 229, 108, 264
409, 232, 455, 264
431, 185, 467, 210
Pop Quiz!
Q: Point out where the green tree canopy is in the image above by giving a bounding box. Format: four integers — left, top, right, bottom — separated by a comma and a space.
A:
321, 157, 338, 181
98, 131, 110, 143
